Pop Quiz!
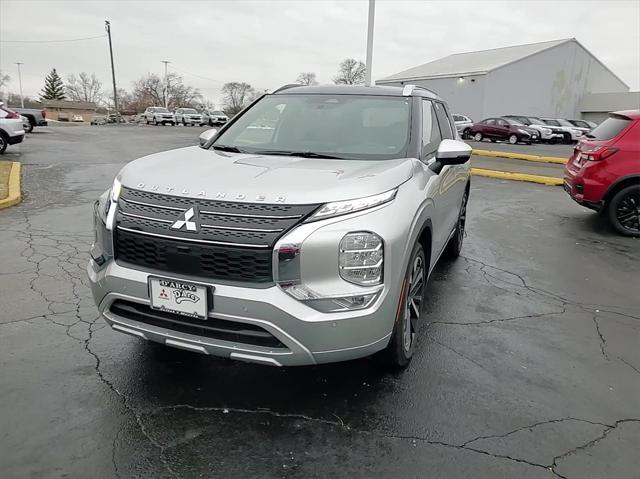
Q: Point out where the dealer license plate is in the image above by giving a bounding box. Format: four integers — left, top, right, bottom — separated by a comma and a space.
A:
149, 278, 208, 319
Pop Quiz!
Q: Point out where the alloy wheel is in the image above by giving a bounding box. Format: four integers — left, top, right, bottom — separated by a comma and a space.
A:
403, 254, 425, 352
509, 134, 518, 144
616, 191, 640, 233
474, 133, 482, 141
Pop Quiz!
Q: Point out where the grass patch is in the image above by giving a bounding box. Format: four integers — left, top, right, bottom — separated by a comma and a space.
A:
0, 161, 13, 201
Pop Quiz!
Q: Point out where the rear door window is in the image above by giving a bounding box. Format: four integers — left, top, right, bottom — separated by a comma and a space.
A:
588, 115, 632, 140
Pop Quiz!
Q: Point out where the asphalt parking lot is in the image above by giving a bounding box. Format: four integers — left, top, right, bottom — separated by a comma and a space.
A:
1, 125, 639, 478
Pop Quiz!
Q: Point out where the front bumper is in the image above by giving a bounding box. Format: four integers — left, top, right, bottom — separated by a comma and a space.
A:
88, 260, 394, 366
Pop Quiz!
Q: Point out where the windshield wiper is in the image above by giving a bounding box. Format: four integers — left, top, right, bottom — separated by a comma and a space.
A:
253, 150, 346, 159
584, 133, 596, 138
212, 144, 245, 153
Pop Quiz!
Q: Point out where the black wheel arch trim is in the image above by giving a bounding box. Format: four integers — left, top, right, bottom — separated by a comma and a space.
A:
603, 175, 640, 203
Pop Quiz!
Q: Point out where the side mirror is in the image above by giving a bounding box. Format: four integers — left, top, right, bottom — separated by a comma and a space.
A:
435, 139, 472, 165
199, 128, 218, 147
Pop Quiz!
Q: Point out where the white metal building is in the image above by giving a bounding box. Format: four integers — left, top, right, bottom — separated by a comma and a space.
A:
376, 38, 631, 122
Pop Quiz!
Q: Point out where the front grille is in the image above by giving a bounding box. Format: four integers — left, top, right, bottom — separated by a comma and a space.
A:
114, 187, 319, 283
110, 300, 287, 349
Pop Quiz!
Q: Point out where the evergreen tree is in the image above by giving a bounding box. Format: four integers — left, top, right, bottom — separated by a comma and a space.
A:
40, 68, 66, 100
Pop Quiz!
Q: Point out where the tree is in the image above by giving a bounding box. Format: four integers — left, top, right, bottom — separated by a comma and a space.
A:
40, 68, 66, 100
0, 70, 10, 89
6, 93, 40, 109
221, 82, 255, 115
65, 72, 103, 103
333, 59, 366, 85
131, 72, 202, 110
296, 72, 318, 86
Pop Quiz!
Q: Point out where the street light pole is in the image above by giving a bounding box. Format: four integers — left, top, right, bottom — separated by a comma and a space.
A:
15, 62, 24, 108
105, 20, 118, 117
161, 60, 171, 108
364, 0, 376, 86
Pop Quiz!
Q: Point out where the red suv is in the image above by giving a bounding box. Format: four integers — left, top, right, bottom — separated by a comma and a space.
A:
564, 110, 640, 236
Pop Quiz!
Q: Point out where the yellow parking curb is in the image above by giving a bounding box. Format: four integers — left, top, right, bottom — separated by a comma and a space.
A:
472, 149, 567, 165
471, 167, 563, 186
0, 162, 22, 209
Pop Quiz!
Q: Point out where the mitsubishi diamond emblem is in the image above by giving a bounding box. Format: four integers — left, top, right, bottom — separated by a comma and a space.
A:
171, 207, 199, 232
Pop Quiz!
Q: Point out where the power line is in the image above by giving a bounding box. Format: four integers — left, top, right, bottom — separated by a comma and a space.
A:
0, 34, 107, 44
169, 65, 227, 85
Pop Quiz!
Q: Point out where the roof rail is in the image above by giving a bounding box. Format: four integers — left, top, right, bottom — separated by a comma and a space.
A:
271, 83, 302, 94
402, 84, 437, 97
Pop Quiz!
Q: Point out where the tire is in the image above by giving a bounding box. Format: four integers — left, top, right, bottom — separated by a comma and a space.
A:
462, 128, 470, 139
154, 118, 159, 126
0, 132, 7, 154
562, 133, 571, 144
25, 121, 34, 134
383, 242, 427, 368
607, 185, 640, 237
445, 188, 469, 259
508, 134, 518, 144
473, 132, 483, 142
182, 119, 186, 126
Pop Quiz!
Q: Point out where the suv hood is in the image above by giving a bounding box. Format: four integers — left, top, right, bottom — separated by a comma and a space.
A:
118, 146, 414, 204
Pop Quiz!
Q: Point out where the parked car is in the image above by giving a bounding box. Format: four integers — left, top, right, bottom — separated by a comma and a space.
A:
452, 114, 473, 137
202, 109, 229, 126
468, 117, 536, 144
175, 108, 204, 126
502, 115, 562, 143
72, 115, 84, 122
540, 117, 584, 143
89, 84, 472, 368
19, 115, 31, 133
11, 107, 47, 132
58, 112, 69, 122
567, 119, 597, 130
144, 107, 175, 126
564, 110, 640, 236
91, 116, 107, 126
0, 104, 26, 154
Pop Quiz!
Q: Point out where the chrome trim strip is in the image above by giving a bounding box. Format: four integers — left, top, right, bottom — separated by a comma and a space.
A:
313, 332, 392, 355
201, 224, 283, 233
116, 226, 271, 249
120, 211, 173, 224
200, 210, 302, 220
121, 197, 184, 211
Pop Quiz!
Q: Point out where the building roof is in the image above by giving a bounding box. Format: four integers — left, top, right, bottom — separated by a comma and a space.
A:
42, 100, 97, 110
377, 38, 575, 82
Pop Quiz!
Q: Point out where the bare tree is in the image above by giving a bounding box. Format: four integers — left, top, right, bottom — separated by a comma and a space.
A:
221, 82, 255, 115
333, 59, 366, 85
296, 72, 318, 86
131, 72, 202, 110
65, 72, 103, 103
6, 93, 40, 108
0, 70, 10, 89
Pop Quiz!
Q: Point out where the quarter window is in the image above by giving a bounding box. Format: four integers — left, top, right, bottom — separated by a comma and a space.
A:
422, 100, 442, 158
434, 102, 454, 139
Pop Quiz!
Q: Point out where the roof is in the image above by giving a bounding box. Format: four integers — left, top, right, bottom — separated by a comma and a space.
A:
271, 83, 440, 99
42, 100, 97, 110
579, 91, 640, 112
377, 39, 575, 82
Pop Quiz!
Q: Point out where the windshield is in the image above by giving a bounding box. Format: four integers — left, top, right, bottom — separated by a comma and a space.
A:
557, 119, 575, 127
543, 119, 560, 126
587, 115, 631, 140
183, 108, 198, 114
570, 120, 590, 128
504, 118, 524, 126
155, 107, 169, 113
212, 94, 411, 160
211, 111, 225, 115
527, 117, 546, 126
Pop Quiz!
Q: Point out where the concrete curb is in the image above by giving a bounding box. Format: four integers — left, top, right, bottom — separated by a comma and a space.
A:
472, 148, 568, 165
471, 167, 563, 186
0, 162, 22, 209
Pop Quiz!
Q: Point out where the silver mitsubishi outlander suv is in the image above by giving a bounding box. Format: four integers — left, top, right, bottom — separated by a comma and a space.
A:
88, 84, 471, 368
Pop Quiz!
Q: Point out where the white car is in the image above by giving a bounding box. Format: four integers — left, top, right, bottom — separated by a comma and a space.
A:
175, 108, 204, 126
0, 104, 26, 154
452, 114, 473, 137
144, 107, 176, 126
203, 109, 229, 126
540, 117, 584, 143
72, 114, 84, 122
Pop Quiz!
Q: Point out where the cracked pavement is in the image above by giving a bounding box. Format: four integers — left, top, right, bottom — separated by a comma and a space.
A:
1, 126, 639, 478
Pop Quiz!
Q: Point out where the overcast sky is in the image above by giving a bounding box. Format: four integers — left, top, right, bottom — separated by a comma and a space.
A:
1, 0, 638, 107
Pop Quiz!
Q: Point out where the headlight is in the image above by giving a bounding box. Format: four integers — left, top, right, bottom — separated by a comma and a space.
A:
543, 128, 552, 134
339, 232, 383, 285
307, 189, 397, 222
517, 129, 528, 134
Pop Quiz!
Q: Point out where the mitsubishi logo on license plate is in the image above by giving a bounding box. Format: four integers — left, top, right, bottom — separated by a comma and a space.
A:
171, 207, 200, 232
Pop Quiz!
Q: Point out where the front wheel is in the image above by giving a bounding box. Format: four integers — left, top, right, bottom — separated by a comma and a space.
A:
25, 122, 34, 134
383, 242, 426, 368
608, 185, 640, 237
473, 132, 483, 142
508, 134, 518, 144
0, 133, 7, 154
445, 189, 468, 259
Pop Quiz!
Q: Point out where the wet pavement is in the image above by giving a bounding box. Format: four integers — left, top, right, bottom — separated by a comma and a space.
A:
1, 125, 639, 478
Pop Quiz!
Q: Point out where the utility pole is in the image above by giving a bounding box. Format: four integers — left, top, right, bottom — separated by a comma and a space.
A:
364, 0, 376, 86
105, 20, 118, 117
14, 62, 24, 108
161, 60, 171, 108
